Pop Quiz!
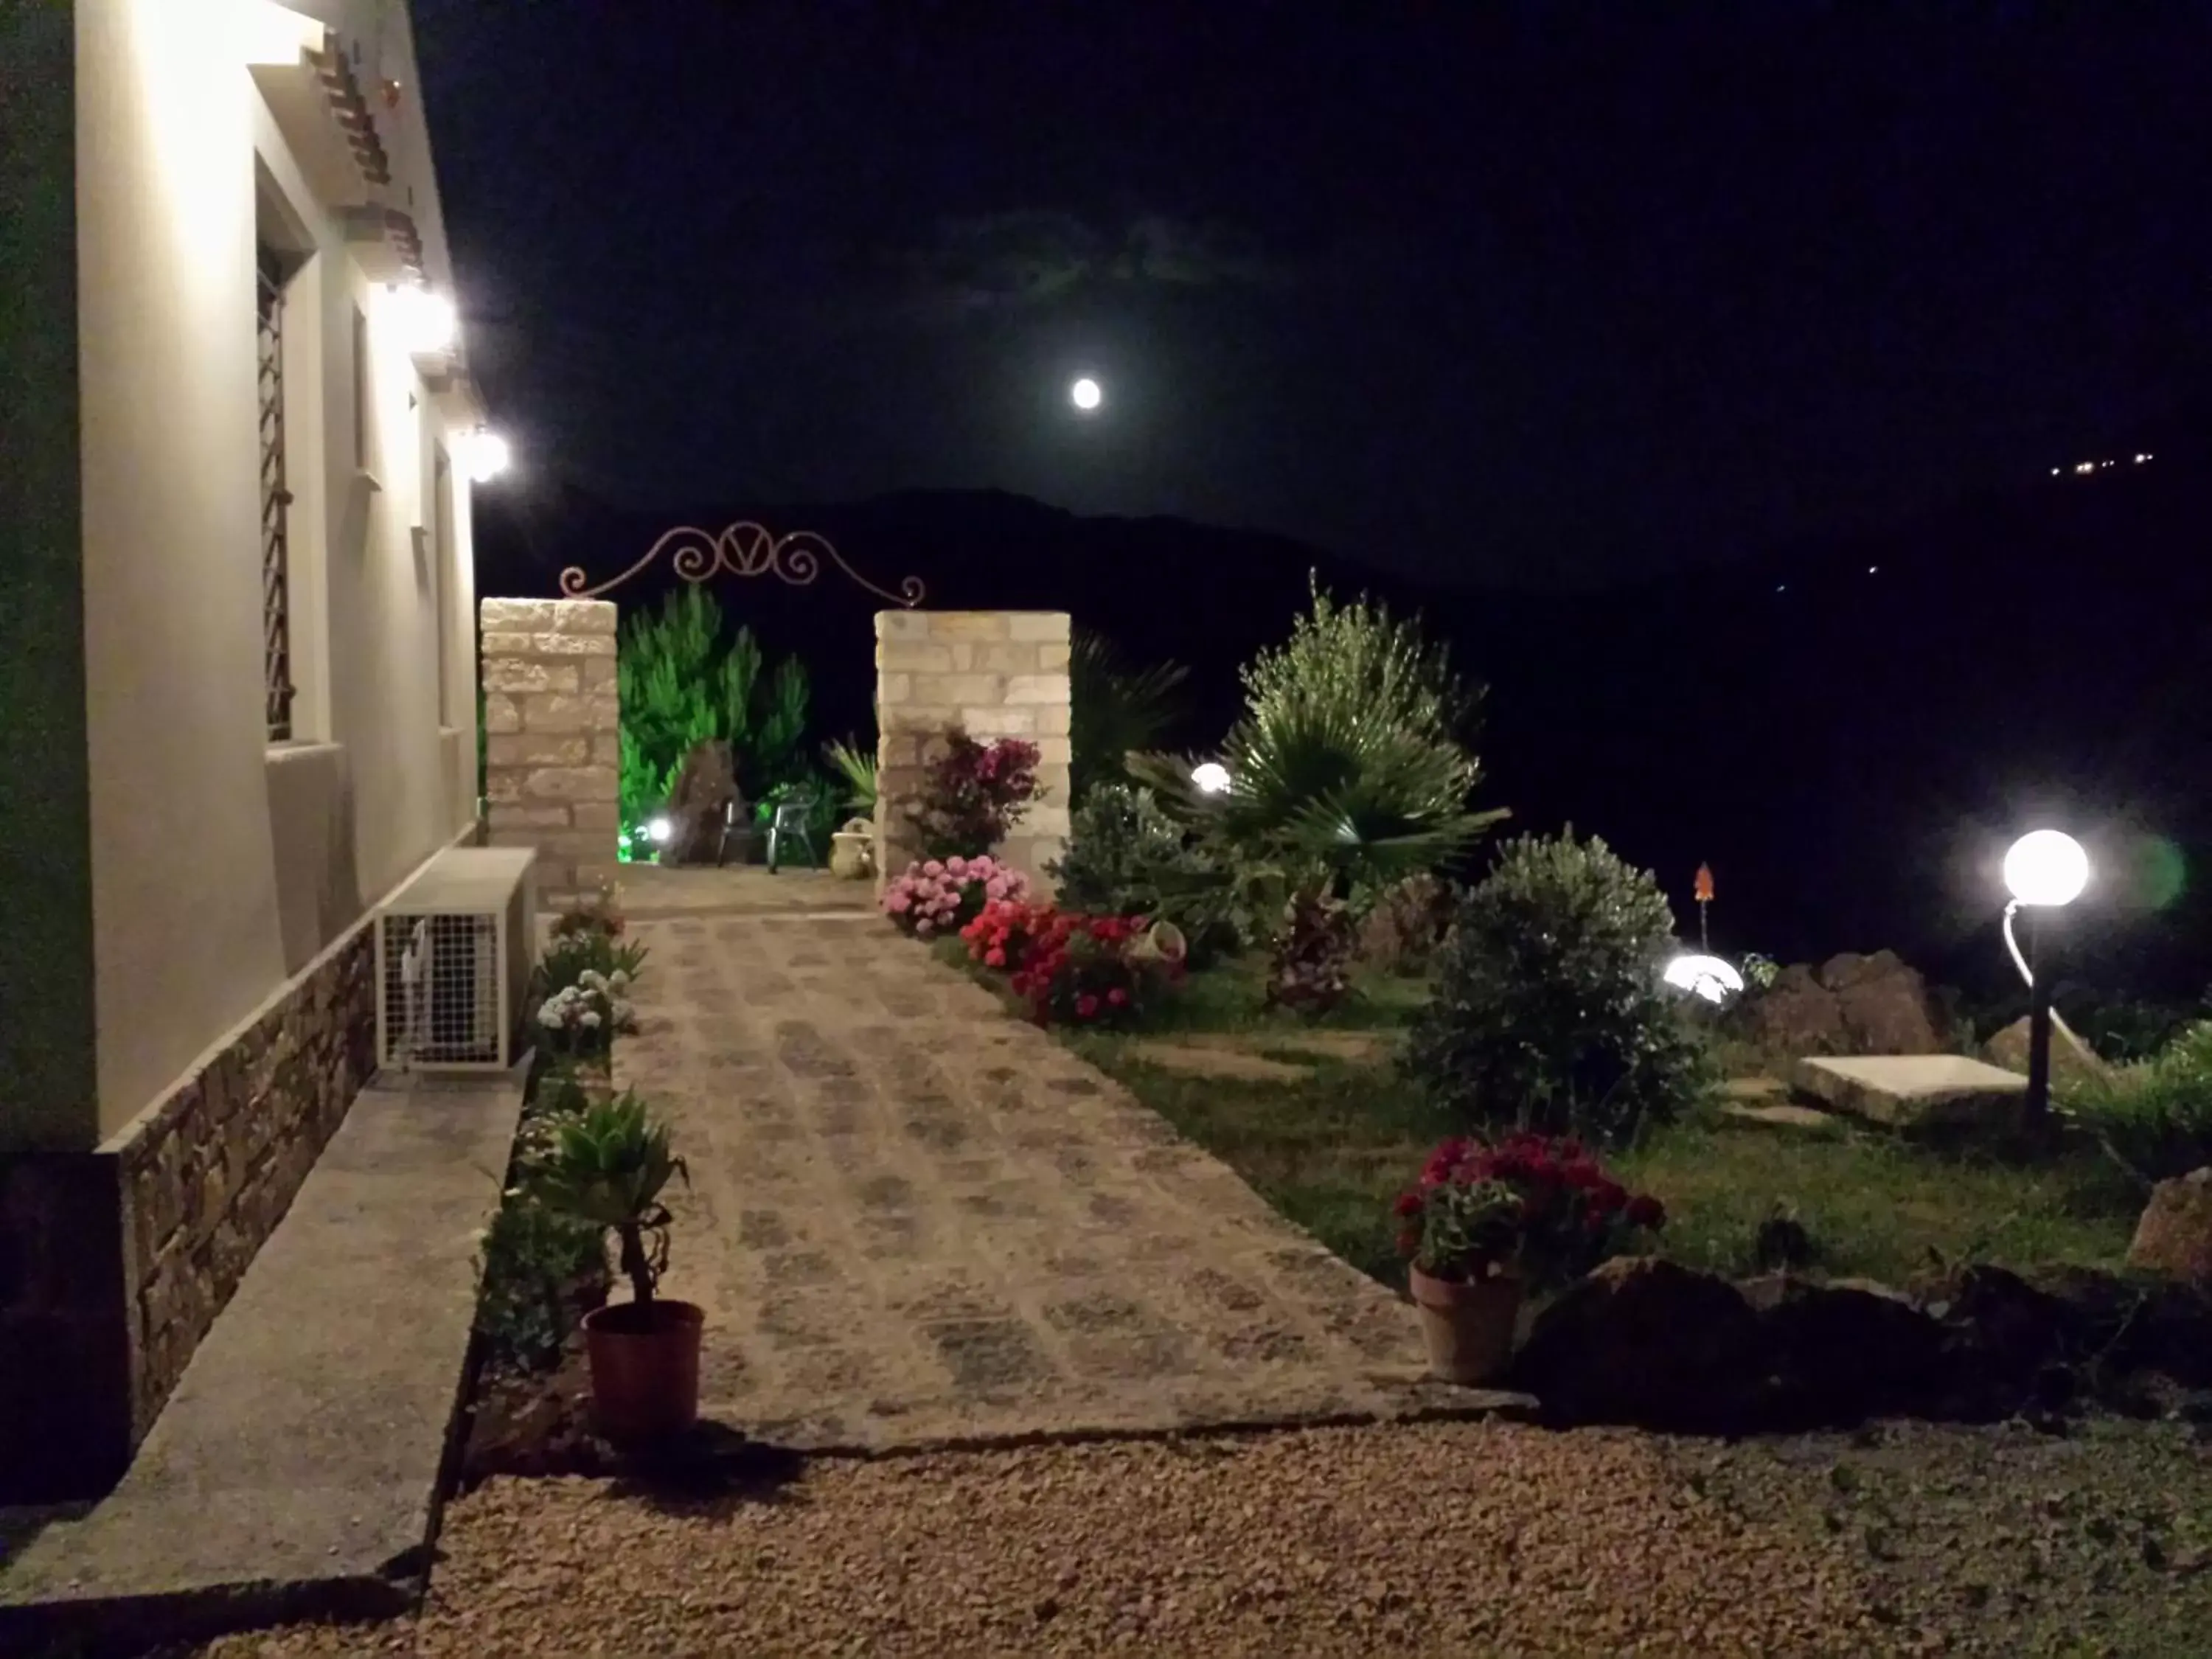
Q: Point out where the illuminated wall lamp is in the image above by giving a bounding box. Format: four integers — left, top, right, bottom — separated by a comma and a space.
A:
389, 283, 456, 357
455, 428, 511, 484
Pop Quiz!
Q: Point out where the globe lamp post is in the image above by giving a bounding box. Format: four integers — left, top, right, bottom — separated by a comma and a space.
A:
2001, 830, 2088, 1127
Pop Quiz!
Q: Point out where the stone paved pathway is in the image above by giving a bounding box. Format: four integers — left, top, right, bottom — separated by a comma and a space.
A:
611, 906, 1492, 1450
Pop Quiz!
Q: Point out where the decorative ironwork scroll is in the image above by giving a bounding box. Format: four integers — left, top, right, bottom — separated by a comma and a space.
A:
558, 522, 925, 608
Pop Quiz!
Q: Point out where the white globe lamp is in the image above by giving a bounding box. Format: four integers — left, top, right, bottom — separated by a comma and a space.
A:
1662, 953, 1745, 1006
1191, 761, 1232, 796
2000, 828, 2088, 1127
2002, 830, 2088, 908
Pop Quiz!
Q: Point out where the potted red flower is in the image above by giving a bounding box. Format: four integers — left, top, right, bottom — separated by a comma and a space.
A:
1394, 1132, 1665, 1385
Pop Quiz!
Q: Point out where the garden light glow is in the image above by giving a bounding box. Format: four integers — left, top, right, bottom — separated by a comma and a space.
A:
1662, 953, 1745, 1005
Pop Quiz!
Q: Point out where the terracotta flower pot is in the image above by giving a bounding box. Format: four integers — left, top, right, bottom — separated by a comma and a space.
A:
582, 1298, 704, 1441
1408, 1265, 1522, 1385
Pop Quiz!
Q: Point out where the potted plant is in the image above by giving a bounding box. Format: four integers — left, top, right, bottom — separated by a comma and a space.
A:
529, 1093, 702, 1440
1394, 1132, 1665, 1384
830, 816, 877, 880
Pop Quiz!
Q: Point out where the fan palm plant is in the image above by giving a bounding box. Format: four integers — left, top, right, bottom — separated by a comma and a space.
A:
1071, 627, 1189, 801
531, 1093, 687, 1307
822, 735, 879, 813
1130, 579, 1503, 894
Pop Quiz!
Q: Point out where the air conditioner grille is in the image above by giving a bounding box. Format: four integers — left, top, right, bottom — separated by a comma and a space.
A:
373, 846, 535, 1074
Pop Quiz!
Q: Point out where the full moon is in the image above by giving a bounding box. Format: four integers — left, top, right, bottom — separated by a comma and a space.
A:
1070, 377, 1102, 411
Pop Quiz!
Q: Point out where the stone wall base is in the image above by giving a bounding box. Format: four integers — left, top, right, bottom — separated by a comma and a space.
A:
0, 926, 376, 1500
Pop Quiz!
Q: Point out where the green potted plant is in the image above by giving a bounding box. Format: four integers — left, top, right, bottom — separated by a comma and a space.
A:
529, 1092, 702, 1439
1394, 1132, 1665, 1384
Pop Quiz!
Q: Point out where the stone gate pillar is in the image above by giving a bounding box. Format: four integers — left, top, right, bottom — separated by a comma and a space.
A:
875, 610, 1072, 892
480, 598, 620, 910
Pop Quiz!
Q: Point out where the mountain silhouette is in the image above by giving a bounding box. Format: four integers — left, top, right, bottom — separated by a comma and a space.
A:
476, 431, 2211, 1004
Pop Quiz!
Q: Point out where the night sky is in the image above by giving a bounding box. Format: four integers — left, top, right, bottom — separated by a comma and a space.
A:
412, 3, 2211, 588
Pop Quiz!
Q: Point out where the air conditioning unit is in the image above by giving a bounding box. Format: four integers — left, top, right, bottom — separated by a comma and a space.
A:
374, 846, 537, 1074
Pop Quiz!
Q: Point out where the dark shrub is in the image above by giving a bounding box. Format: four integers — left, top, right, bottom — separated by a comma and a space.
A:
2071, 1020, 2212, 1183
1408, 832, 1708, 1144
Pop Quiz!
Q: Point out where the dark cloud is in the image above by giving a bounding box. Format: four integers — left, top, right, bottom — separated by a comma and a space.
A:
892, 211, 1295, 313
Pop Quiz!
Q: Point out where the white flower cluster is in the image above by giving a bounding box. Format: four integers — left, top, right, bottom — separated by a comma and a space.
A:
538, 967, 635, 1034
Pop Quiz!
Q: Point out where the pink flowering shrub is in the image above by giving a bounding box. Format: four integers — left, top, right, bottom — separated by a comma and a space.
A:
881, 854, 1029, 939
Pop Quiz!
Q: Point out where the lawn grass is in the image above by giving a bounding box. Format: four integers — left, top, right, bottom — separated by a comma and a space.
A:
1609, 1112, 2139, 1284
1055, 952, 2141, 1291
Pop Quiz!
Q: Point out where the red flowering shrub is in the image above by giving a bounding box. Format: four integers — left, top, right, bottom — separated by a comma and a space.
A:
906, 728, 1043, 859
959, 899, 1182, 1027
1394, 1131, 1664, 1287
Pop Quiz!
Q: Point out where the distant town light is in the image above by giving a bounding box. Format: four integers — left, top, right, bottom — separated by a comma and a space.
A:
2074, 462, 2096, 475
1192, 762, 1233, 796
1867, 565, 1879, 574
2135, 452, 2153, 464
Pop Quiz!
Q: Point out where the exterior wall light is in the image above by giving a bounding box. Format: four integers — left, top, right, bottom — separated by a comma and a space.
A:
456, 428, 510, 483
389, 283, 456, 355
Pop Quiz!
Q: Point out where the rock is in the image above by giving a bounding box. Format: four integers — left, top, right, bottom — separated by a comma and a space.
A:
1792, 1054, 2026, 1133
1981, 1016, 2109, 1093
1912, 1262, 2070, 1416
1817, 950, 1950, 1054
2132, 1280, 2212, 1386
2127, 1168, 2212, 1285
1732, 950, 1952, 1057
1509, 1257, 1763, 1431
1741, 1273, 1949, 1424
1735, 963, 1846, 1054
661, 740, 739, 865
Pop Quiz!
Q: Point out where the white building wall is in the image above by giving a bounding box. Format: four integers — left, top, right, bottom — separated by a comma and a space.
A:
76, 0, 480, 1141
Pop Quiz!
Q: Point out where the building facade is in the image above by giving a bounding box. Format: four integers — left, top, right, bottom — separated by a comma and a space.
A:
0, 0, 488, 1498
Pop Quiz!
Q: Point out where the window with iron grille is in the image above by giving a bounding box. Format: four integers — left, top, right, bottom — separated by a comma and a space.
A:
257, 243, 295, 742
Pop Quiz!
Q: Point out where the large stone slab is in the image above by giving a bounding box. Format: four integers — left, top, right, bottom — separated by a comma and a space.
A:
1792, 1054, 2026, 1130
0, 1074, 523, 1652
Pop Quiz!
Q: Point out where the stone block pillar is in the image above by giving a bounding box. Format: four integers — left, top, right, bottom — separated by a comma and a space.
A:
875, 611, 1072, 891
480, 598, 619, 909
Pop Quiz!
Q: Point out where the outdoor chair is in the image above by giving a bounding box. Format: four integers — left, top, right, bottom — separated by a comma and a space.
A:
714, 793, 750, 868
765, 790, 820, 874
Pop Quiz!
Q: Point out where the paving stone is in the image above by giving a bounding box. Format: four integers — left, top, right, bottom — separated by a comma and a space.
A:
1792, 1054, 2028, 1130
1719, 1102, 1847, 1133
611, 899, 1517, 1453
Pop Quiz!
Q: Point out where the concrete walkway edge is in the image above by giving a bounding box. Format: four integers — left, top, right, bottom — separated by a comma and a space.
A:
0, 1070, 525, 1655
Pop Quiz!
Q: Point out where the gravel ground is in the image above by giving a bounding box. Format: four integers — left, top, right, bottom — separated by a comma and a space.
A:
198, 1417, 2212, 1658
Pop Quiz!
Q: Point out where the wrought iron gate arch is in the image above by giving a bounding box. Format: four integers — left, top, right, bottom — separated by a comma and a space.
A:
557, 521, 924, 609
